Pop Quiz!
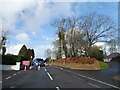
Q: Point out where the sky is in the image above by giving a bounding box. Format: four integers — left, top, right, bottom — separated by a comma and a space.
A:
0, 0, 119, 59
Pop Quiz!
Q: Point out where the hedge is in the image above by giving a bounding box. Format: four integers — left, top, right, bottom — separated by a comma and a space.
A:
2, 54, 18, 65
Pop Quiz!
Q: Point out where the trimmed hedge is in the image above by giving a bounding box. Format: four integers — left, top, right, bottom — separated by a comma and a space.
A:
2, 54, 18, 65
56, 57, 98, 64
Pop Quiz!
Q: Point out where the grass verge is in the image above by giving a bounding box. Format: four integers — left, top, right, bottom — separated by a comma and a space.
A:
99, 61, 109, 70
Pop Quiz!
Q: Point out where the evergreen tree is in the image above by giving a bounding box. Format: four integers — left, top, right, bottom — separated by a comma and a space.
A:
18, 45, 27, 57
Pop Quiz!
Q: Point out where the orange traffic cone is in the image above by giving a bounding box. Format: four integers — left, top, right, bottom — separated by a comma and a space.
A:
24, 66, 27, 71
38, 65, 40, 70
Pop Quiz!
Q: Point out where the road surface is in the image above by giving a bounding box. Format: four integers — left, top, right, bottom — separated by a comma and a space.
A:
2, 65, 120, 90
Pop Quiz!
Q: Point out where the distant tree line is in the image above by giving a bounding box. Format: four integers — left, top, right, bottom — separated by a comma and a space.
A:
50, 12, 117, 61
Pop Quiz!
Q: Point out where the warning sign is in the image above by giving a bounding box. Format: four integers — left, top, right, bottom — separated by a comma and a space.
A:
22, 61, 30, 66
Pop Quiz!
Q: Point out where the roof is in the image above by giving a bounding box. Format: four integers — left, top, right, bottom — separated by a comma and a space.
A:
106, 53, 120, 59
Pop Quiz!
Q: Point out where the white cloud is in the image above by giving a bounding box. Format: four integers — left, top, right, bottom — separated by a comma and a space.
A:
41, 36, 54, 41
6, 44, 24, 55
1, 0, 74, 31
31, 32, 36, 35
34, 45, 52, 59
94, 42, 105, 47
16, 33, 30, 43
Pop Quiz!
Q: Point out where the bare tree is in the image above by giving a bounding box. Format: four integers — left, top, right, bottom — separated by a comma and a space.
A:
45, 48, 52, 58
78, 13, 116, 48
52, 12, 116, 58
52, 18, 68, 58
77, 12, 116, 56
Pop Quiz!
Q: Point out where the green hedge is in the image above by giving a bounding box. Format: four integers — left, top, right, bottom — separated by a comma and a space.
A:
2, 54, 18, 65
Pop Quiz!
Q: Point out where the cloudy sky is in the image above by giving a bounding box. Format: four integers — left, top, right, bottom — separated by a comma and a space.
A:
0, 0, 118, 59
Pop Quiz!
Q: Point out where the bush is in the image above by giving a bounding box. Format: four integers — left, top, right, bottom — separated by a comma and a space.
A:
56, 57, 98, 64
2, 54, 18, 65
87, 46, 104, 61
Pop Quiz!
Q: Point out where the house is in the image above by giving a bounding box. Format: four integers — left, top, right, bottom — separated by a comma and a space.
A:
104, 53, 120, 62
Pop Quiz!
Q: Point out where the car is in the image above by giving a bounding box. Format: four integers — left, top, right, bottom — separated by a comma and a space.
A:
40, 63, 45, 67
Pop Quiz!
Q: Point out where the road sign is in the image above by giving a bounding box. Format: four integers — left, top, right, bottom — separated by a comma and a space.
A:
22, 61, 30, 66
62, 54, 66, 59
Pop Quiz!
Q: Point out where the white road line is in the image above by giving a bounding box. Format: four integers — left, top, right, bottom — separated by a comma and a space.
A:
47, 72, 53, 80
60, 68, 63, 70
44, 68, 47, 72
6, 76, 11, 80
73, 76, 84, 81
63, 69, 120, 89
18, 71, 21, 73
13, 73, 17, 76
56, 87, 60, 90
9, 86, 16, 88
88, 83, 101, 88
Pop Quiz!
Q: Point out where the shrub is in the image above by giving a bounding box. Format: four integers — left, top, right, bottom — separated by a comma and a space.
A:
87, 46, 104, 61
2, 54, 18, 65
56, 57, 98, 64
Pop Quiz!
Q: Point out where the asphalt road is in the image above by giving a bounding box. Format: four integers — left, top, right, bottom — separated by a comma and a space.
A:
2, 65, 120, 90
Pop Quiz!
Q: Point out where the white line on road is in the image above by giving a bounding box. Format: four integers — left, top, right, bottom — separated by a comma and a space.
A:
47, 72, 53, 80
13, 73, 17, 76
60, 68, 63, 70
73, 75, 84, 81
56, 87, 60, 90
45, 68, 47, 72
6, 76, 11, 80
88, 83, 101, 88
63, 69, 120, 89
9, 86, 16, 88
18, 71, 21, 73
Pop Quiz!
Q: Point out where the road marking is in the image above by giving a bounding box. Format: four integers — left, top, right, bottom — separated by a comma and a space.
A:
9, 86, 16, 88
18, 71, 21, 73
73, 75, 84, 81
62, 69, 120, 89
13, 73, 17, 76
45, 68, 47, 72
60, 68, 63, 70
56, 87, 60, 90
47, 72, 53, 80
6, 76, 11, 80
88, 83, 101, 88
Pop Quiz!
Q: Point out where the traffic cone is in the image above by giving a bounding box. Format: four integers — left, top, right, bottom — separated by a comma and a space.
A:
38, 65, 40, 70
24, 66, 27, 71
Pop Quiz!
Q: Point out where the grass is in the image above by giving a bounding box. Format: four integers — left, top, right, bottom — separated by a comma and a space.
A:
99, 61, 109, 70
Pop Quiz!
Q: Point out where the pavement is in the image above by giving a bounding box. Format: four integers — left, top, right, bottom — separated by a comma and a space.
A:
1, 64, 120, 90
